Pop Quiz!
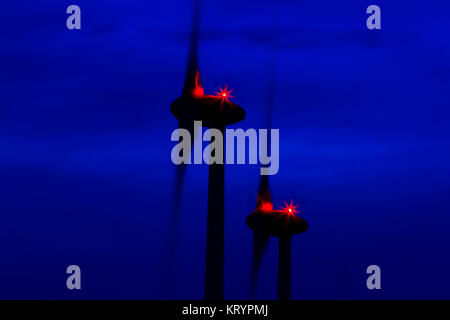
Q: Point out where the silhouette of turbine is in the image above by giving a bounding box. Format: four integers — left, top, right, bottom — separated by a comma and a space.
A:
169, 0, 245, 298
247, 199, 308, 300
174, 92, 245, 300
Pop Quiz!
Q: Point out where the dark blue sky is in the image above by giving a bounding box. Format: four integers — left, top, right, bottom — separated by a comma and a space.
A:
1, 0, 450, 299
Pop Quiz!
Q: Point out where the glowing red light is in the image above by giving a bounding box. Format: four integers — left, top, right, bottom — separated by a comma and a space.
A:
214, 84, 234, 101
280, 200, 300, 216
191, 70, 204, 98
260, 202, 273, 212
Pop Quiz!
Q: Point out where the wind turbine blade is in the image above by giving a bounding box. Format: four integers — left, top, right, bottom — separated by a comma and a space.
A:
250, 3, 278, 298
250, 233, 269, 299
182, 0, 203, 96
165, 0, 203, 296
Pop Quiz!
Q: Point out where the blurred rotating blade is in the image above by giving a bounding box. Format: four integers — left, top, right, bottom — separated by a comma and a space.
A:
166, 0, 203, 295
250, 4, 278, 298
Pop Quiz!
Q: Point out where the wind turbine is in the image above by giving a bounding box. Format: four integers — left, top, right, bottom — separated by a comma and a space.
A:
169, 0, 245, 300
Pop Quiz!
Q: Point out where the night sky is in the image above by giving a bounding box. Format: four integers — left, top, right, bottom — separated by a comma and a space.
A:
1, 0, 450, 299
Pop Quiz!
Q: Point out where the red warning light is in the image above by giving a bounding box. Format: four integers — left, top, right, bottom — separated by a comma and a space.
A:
260, 202, 273, 212
280, 200, 300, 216
191, 70, 204, 98
214, 84, 234, 101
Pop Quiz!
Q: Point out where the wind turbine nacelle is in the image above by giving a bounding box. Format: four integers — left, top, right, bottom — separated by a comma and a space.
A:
171, 95, 245, 128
